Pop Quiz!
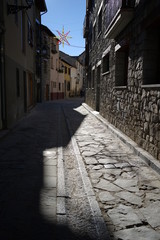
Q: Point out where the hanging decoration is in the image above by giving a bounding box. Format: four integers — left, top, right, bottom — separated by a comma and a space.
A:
56, 26, 72, 47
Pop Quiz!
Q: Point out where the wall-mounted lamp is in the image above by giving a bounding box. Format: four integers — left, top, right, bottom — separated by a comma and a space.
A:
7, 0, 33, 14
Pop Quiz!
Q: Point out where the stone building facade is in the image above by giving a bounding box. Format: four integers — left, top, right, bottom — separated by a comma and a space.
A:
84, 0, 160, 160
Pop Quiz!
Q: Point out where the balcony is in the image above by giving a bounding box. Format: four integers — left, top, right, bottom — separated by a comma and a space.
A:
105, 0, 135, 39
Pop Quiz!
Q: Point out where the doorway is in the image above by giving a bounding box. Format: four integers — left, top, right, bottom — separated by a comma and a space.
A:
96, 65, 101, 112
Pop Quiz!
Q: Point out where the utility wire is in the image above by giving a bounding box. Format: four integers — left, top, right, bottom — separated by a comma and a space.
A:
60, 42, 85, 49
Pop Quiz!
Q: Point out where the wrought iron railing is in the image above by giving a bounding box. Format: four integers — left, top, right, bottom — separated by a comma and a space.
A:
106, 0, 135, 29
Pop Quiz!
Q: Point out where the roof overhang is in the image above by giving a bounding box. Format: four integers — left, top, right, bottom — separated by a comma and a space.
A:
35, 0, 47, 12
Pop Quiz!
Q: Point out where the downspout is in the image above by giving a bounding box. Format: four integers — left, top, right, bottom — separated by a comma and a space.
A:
0, 0, 6, 129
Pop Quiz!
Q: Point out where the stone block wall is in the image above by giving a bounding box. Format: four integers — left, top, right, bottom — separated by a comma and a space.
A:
85, 0, 160, 160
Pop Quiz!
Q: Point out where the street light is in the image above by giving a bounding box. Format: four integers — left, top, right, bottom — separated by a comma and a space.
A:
7, 0, 33, 14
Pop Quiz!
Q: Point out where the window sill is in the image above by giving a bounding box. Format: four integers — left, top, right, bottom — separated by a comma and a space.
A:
102, 71, 110, 76
114, 86, 127, 90
141, 84, 160, 89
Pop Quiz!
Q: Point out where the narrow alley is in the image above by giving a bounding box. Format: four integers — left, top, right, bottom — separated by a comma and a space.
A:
0, 99, 160, 240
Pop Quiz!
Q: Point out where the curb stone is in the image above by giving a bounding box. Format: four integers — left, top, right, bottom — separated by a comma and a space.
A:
63, 106, 111, 240
57, 107, 66, 224
82, 103, 160, 175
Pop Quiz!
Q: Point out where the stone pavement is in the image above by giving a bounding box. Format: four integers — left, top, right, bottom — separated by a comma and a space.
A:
0, 99, 160, 240
0, 103, 60, 240
0, 100, 100, 240
63, 100, 160, 240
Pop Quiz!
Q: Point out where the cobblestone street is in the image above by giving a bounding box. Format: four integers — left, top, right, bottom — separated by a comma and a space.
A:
0, 99, 160, 240
63, 99, 160, 240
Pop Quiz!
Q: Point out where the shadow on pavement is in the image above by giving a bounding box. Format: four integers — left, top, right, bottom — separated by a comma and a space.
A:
0, 99, 102, 240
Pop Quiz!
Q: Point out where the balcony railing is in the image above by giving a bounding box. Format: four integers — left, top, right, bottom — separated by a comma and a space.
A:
105, 0, 135, 38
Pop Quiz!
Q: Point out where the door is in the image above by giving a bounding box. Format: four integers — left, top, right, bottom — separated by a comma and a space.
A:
23, 71, 27, 113
96, 65, 101, 112
46, 84, 49, 101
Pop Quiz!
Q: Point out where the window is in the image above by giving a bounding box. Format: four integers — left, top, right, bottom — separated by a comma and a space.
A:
51, 57, 53, 69
44, 60, 47, 73
28, 20, 33, 47
92, 69, 95, 88
36, 19, 40, 48
59, 83, 61, 91
56, 59, 59, 70
143, 27, 160, 85
88, 66, 91, 88
115, 45, 129, 86
93, 24, 96, 43
14, 0, 18, 25
65, 66, 67, 74
67, 82, 70, 91
21, 10, 25, 53
16, 68, 20, 97
51, 81, 53, 90
89, 24, 92, 49
68, 68, 71, 75
98, 9, 102, 35
103, 54, 109, 73
53, 82, 56, 88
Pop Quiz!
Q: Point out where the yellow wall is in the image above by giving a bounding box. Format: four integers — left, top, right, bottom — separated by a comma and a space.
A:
3, 1, 36, 127
62, 61, 71, 98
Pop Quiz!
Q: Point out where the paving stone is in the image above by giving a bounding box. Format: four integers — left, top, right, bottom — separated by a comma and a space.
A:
99, 168, 122, 176
147, 180, 160, 189
140, 202, 160, 228
104, 173, 115, 181
89, 172, 103, 179
145, 192, 160, 201
43, 176, 56, 188
113, 179, 139, 192
95, 179, 122, 192
43, 165, 57, 177
114, 162, 131, 168
43, 149, 57, 157
44, 159, 57, 166
104, 164, 115, 169
121, 171, 137, 179
114, 226, 160, 240
82, 151, 97, 156
98, 191, 115, 202
107, 204, 142, 229
115, 191, 142, 206
84, 157, 98, 165
91, 179, 99, 184
138, 167, 159, 180
92, 165, 103, 170
98, 158, 118, 164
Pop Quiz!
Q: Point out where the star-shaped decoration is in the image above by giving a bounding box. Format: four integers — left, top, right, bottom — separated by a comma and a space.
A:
56, 26, 72, 47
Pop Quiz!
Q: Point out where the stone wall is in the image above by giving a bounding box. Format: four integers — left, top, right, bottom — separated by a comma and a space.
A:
85, 0, 160, 160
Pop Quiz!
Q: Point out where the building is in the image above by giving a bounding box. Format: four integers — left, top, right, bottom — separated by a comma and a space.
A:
84, 0, 160, 160
60, 51, 85, 97
0, 0, 47, 129
0, 0, 6, 129
77, 51, 86, 94
41, 25, 64, 101
59, 51, 74, 98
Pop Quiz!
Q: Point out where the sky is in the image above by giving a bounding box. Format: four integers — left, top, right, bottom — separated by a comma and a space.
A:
42, 0, 86, 56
